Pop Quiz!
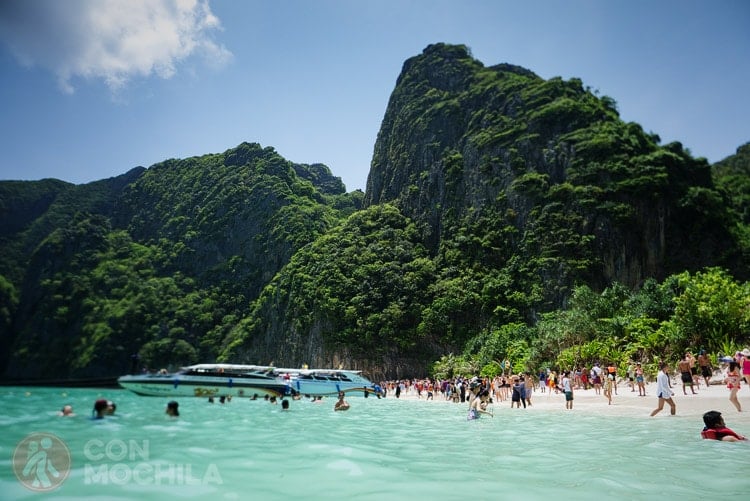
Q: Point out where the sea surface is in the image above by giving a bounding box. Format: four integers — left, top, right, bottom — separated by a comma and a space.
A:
1, 386, 748, 500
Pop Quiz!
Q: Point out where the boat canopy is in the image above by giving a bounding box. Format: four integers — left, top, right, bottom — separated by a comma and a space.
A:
181, 364, 363, 376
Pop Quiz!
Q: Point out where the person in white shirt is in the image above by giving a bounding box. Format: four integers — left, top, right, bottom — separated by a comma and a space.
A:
650, 362, 676, 416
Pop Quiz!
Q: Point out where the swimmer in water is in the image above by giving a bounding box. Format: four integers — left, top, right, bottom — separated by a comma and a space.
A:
166, 400, 179, 417
334, 392, 350, 411
58, 405, 75, 417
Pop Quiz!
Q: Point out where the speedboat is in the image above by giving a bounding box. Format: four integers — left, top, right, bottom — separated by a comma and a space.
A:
118, 363, 381, 398
117, 364, 287, 398
276, 367, 380, 397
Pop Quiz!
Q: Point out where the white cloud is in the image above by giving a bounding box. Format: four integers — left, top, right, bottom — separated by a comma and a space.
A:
0, 0, 232, 93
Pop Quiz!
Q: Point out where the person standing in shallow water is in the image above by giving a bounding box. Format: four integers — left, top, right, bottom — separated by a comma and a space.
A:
467, 390, 493, 420
650, 363, 676, 416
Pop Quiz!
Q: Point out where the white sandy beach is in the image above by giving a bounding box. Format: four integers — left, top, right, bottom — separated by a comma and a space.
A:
394, 380, 750, 428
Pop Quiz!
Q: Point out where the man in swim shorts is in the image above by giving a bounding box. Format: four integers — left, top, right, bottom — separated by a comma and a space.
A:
697, 350, 712, 387
678, 354, 696, 395
562, 371, 573, 409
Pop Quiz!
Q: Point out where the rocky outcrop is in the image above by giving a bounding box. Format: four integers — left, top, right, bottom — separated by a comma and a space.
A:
365, 43, 742, 290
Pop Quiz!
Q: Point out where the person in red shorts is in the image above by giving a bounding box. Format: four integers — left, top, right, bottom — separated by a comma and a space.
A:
700, 410, 746, 442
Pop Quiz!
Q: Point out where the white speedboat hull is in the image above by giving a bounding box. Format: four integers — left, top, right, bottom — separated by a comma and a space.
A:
119, 364, 382, 398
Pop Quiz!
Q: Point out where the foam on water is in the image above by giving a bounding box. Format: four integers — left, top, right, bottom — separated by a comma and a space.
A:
1, 387, 748, 500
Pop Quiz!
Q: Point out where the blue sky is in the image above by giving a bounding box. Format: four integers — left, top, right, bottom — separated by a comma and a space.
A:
0, 0, 748, 192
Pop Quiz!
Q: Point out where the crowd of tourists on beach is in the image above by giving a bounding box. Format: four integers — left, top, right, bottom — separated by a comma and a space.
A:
55, 348, 750, 442
381, 347, 750, 406
376, 347, 750, 440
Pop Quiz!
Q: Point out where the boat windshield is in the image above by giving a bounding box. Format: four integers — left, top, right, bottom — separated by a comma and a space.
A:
181, 366, 271, 378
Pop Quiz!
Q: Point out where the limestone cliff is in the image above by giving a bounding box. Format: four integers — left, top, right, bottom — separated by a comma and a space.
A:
365, 43, 741, 294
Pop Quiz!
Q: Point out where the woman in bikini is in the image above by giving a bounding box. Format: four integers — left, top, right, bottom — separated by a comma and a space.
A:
725, 361, 742, 412
635, 363, 646, 396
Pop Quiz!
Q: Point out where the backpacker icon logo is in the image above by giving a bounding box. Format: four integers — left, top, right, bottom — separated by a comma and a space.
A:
13, 432, 71, 491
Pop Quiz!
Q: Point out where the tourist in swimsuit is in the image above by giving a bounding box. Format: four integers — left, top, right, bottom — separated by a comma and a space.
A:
697, 350, 712, 387
58, 405, 75, 417
579, 366, 588, 390
725, 361, 742, 412
687, 352, 698, 388
492, 376, 502, 403
606, 364, 617, 394
678, 354, 696, 395
524, 373, 534, 407
635, 363, 646, 396
468, 390, 492, 420
105, 400, 116, 415
166, 400, 179, 417
92, 399, 108, 419
562, 371, 573, 409
701, 410, 746, 441
603, 374, 613, 405
334, 391, 350, 411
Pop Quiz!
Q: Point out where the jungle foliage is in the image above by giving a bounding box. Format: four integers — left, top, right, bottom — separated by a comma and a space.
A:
431, 268, 750, 380
0, 143, 355, 378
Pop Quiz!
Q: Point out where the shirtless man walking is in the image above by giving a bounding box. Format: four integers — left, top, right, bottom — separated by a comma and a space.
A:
678, 354, 696, 395
697, 350, 712, 387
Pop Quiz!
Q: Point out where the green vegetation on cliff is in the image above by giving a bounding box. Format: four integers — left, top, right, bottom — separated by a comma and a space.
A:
1, 143, 354, 378
0, 45, 748, 380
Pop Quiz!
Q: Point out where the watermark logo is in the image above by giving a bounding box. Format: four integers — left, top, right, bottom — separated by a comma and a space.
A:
13, 435, 222, 489
13, 432, 71, 492
83, 439, 222, 486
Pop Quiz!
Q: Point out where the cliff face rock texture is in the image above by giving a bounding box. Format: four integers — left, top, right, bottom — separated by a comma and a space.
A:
365, 44, 740, 294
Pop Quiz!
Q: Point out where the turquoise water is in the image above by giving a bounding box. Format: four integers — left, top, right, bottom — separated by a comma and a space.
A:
1, 387, 749, 500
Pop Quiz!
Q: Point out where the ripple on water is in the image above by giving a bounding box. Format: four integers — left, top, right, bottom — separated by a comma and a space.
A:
1, 388, 750, 499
